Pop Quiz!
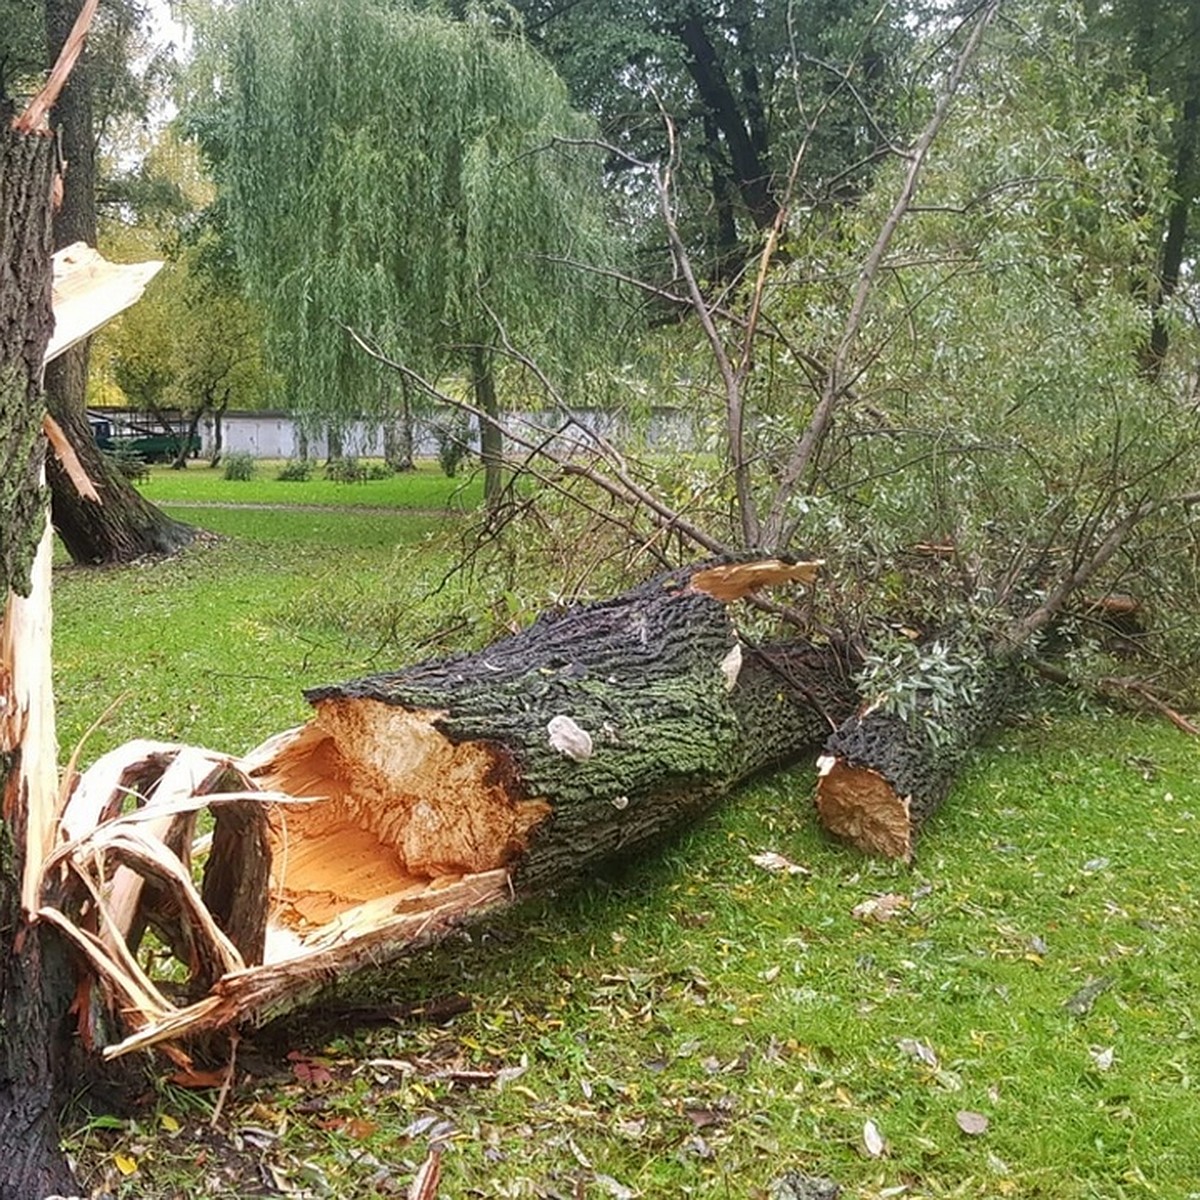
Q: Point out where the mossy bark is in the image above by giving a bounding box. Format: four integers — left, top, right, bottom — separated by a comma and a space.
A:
0, 119, 76, 1200
302, 562, 857, 894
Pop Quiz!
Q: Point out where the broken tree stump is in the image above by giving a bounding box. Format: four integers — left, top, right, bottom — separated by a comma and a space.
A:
46, 558, 857, 1055
815, 652, 1013, 861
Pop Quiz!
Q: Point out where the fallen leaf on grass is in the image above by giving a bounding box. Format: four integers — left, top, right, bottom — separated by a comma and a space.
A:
852, 894, 909, 922
1063, 976, 1113, 1016
862, 1118, 886, 1158
751, 851, 810, 876
407, 1146, 441, 1200
167, 1067, 228, 1089
318, 1115, 379, 1140
897, 1037, 939, 1069
112, 1153, 138, 1177
287, 1051, 334, 1086
1089, 1045, 1115, 1071
955, 1110, 989, 1136
594, 1174, 637, 1199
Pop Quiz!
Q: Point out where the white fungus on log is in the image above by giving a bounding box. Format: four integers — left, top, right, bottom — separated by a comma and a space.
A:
719, 642, 743, 691
547, 714, 594, 761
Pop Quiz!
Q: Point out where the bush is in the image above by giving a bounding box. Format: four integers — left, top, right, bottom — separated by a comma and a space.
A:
276, 459, 312, 482
433, 417, 471, 478
365, 461, 395, 480
325, 456, 366, 483
101, 445, 150, 484
223, 452, 257, 481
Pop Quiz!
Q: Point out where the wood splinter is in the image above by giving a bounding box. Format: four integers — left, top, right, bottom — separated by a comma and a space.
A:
48, 558, 854, 1053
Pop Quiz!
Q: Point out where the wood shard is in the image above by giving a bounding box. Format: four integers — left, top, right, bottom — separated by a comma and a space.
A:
815, 760, 913, 862
689, 558, 821, 602
44, 242, 163, 364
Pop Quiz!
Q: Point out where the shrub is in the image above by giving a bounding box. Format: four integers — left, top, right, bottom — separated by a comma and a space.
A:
325, 456, 366, 483
223, 452, 257, 481
433, 417, 471, 478
101, 446, 150, 484
366, 461, 395, 480
276, 459, 312, 482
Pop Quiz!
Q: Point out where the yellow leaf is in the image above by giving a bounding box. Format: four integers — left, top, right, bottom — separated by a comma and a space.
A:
160, 1113, 181, 1133
114, 1153, 138, 1177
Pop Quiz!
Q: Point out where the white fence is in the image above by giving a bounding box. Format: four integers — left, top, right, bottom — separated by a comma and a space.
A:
198, 408, 699, 460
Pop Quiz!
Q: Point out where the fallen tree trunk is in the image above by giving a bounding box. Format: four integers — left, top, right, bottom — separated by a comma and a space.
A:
815, 649, 1014, 861
46, 558, 857, 1055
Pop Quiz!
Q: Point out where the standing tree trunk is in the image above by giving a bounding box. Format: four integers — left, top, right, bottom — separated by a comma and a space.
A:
471, 345, 503, 514
0, 108, 82, 1200
47, 390, 196, 562
383, 378, 415, 472
43, 0, 196, 563
208, 396, 228, 467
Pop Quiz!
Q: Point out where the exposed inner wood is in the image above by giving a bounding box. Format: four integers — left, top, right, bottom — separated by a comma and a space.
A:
249, 699, 550, 939
689, 557, 821, 602
815, 756, 913, 862
1, 516, 59, 915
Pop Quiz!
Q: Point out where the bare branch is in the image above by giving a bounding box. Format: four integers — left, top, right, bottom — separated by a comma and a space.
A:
762, 0, 1002, 551
338, 323, 735, 557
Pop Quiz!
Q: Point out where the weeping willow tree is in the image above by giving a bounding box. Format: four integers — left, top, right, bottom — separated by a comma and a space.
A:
224, 0, 619, 506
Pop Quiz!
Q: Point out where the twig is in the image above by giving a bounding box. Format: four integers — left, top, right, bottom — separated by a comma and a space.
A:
210, 1030, 240, 1127
1104, 680, 1199, 736
762, 0, 1002, 551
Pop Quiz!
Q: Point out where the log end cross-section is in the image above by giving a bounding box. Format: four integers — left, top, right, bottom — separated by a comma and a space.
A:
815, 754, 915, 862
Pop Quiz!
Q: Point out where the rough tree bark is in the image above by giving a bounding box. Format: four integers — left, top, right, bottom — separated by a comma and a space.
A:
48, 558, 856, 1057
0, 104, 83, 1200
43, 0, 196, 564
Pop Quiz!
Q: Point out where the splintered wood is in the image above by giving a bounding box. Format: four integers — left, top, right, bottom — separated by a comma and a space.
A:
42, 726, 531, 1054
38, 557, 839, 1056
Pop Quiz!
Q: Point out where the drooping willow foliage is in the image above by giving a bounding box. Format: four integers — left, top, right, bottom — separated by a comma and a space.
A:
226, 0, 620, 424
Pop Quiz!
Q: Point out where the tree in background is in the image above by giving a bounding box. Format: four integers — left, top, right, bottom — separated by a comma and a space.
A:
217, 0, 621, 512
1097, 0, 1200, 375
106, 230, 274, 468
510, 0, 914, 281
42, 0, 196, 562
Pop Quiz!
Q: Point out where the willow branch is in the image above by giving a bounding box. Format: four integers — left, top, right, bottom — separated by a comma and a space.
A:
762, 0, 1002, 551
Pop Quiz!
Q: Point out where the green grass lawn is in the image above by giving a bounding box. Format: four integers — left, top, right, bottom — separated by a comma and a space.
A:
53, 505, 1200, 1200
138, 457, 485, 511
